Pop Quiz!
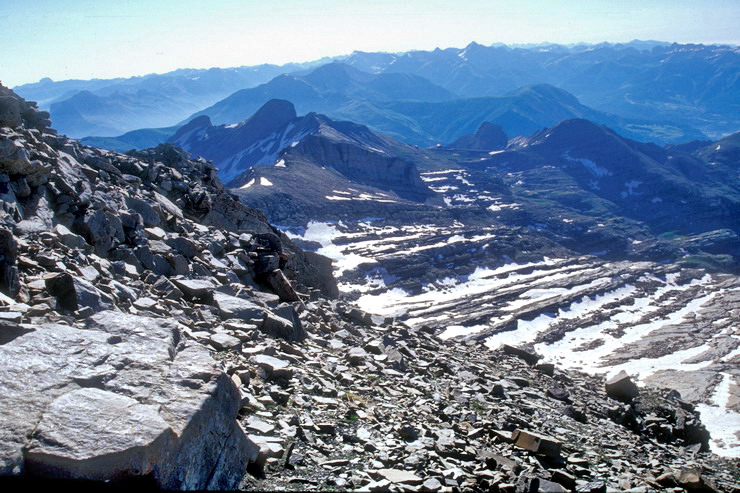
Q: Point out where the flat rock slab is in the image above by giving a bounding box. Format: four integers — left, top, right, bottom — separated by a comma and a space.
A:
253, 354, 291, 370
172, 278, 215, 302
209, 332, 242, 351
377, 468, 423, 484
245, 417, 275, 435
213, 292, 265, 320
0, 311, 257, 489
25, 388, 175, 479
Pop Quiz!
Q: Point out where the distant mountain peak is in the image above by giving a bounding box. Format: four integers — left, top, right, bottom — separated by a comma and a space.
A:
248, 98, 297, 128
188, 115, 212, 128
524, 118, 616, 146
506, 84, 577, 101
448, 121, 508, 151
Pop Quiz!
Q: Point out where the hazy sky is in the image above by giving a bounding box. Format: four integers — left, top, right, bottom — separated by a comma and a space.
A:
2, 0, 738, 87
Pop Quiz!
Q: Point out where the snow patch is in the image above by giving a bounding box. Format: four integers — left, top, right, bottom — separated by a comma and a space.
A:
562, 151, 612, 178
696, 373, 740, 458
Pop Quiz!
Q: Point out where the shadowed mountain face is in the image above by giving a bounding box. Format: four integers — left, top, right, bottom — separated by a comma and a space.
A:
480, 119, 739, 239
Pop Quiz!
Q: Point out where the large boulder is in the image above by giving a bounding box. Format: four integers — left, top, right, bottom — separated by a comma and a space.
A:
261, 310, 305, 341
0, 311, 257, 489
264, 269, 303, 304
605, 370, 640, 403
24, 388, 176, 480
75, 208, 125, 256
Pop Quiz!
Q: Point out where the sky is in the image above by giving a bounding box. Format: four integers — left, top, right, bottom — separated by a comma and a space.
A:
2, 0, 739, 87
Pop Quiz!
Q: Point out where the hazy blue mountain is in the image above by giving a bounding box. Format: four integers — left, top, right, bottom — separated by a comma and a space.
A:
21, 42, 737, 141
185, 63, 456, 126
81, 125, 180, 152
84, 80, 707, 152
447, 122, 508, 150
13, 62, 328, 137
188, 67, 706, 146
341, 42, 739, 139
331, 84, 707, 146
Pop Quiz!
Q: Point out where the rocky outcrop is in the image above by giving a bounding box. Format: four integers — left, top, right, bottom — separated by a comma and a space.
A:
0, 85, 53, 132
290, 134, 435, 201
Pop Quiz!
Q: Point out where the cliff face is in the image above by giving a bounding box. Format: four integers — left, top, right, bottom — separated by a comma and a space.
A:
290, 134, 434, 202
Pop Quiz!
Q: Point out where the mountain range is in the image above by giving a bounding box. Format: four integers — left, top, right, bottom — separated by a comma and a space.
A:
341, 42, 740, 139
80, 72, 708, 153
186, 65, 706, 146
15, 41, 738, 144
168, 99, 442, 224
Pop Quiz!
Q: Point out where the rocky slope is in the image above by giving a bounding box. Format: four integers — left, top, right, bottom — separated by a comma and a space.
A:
0, 84, 335, 488
0, 85, 738, 492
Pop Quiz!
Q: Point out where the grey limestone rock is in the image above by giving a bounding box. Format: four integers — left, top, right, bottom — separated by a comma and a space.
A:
213, 291, 264, 320
605, 370, 640, 403
0, 311, 257, 489
25, 388, 176, 481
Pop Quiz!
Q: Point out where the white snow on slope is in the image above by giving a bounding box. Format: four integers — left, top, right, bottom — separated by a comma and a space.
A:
286, 221, 377, 276
562, 150, 612, 177
696, 373, 740, 458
